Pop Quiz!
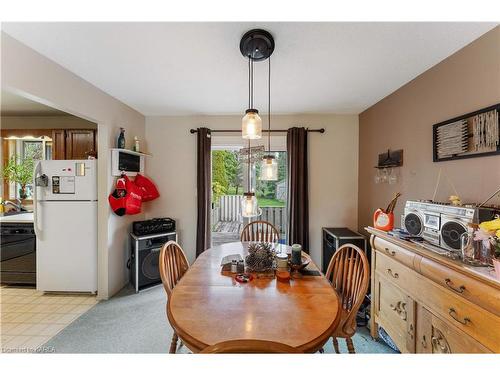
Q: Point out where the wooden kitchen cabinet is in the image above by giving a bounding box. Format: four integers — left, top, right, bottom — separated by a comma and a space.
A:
52, 129, 96, 160
52, 129, 66, 160
416, 306, 491, 353
368, 227, 500, 353
374, 274, 416, 352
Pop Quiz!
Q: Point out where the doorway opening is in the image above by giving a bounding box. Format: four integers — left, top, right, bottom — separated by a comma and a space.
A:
0, 90, 100, 351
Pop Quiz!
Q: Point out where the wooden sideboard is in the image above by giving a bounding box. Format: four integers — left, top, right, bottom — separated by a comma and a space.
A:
367, 227, 500, 353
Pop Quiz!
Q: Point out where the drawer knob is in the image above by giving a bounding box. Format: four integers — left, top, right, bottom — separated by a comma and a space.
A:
387, 268, 399, 279
384, 247, 396, 256
448, 308, 471, 325
445, 278, 466, 294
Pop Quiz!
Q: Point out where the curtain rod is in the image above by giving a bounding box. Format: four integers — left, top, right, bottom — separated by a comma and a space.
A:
189, 128, 325, 134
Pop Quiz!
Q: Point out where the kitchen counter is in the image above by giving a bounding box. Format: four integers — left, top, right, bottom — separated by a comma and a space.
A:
0, 212, 34, 223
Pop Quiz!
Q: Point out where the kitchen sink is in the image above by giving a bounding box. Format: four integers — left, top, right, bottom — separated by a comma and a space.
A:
1, 210, 33, 217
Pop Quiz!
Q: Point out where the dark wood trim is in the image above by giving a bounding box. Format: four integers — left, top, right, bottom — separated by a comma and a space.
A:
0, 129, 52, 138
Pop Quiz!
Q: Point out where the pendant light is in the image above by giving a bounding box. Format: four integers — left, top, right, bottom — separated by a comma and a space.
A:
240, 29, 274, 140
241, 140, 262, 218
260, 56, 278, 181
242, 57, 262, 139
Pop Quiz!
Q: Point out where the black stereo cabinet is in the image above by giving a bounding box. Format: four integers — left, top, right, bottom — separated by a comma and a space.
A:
129, 231, 177, 292
321, 227, 367, 273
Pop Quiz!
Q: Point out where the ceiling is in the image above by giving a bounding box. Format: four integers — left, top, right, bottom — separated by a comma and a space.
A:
2, 22, 498, 116
1, 90, 66, 115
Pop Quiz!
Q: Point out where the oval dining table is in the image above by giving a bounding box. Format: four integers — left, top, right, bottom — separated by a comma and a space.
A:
167, 241, 341, 353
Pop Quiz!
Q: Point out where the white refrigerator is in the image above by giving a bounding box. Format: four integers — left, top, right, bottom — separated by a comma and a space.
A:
34, 160, 98, 293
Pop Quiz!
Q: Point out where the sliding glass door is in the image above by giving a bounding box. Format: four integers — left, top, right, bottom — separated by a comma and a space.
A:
211, 144, 287, 247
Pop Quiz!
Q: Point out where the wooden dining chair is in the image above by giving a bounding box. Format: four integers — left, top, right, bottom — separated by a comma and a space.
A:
240, 220, 280, 243
159, 240, 190, 354
324, 244, 369, 354
200, 339, 303, 353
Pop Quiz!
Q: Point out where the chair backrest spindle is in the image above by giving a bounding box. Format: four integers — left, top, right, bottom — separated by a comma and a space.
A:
159, 241, 190, 297
325, 244, 369, 334
240, 220, 280, 243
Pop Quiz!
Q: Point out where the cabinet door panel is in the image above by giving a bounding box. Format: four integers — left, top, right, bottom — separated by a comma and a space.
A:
66, 130, 95, 159
52, 130, 66, 160
376, 275, 416, 353
417, 306, 491, 353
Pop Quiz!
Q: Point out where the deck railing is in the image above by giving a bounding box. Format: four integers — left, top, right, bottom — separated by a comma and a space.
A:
212, 195, 286, 236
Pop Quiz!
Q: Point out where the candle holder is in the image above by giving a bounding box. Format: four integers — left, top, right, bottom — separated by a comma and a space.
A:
288, 256, 310, 279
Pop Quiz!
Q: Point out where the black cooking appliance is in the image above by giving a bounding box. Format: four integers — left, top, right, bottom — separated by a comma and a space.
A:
0, 222, 36, 285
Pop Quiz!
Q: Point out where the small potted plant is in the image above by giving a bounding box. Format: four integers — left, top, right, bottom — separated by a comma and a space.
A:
2, 155, 35, 200
476, 218, 500, 280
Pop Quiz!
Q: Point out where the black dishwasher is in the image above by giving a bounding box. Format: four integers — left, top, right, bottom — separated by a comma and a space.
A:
0, 223, 36, 285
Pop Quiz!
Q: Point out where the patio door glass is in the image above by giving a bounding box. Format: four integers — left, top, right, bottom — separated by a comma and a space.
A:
211, 147, 287, 247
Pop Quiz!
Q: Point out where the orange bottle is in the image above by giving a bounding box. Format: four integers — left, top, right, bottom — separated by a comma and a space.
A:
373, 209, 395, 231
373, 193, 401, 231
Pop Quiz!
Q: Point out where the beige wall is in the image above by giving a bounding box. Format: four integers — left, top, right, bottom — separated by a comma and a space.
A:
1, 32, 146, 299
146, 114, 359, 266
1, 115, 97, 129
358, 26, 500, 234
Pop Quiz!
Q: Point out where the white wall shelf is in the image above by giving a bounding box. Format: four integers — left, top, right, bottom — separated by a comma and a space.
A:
111, 148, 150, 176
110, 148, 152, 157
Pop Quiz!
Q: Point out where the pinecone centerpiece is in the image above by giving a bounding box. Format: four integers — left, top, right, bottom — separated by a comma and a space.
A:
245, 242, 275, 272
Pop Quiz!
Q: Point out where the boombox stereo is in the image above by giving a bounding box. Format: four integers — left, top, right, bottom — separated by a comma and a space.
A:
402, 200, 500, 253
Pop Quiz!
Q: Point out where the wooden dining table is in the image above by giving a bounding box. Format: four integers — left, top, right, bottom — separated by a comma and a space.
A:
167, 242, 341, 353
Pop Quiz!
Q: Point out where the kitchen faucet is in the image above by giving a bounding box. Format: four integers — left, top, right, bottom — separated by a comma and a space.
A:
3, 199, 27, 212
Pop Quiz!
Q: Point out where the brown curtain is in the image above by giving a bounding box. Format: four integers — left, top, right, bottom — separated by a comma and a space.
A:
286, 127, 309, 253
196, 127, 211, 257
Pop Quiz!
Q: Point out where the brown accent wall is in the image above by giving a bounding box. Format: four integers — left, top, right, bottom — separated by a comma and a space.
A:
358, 26, 500, 234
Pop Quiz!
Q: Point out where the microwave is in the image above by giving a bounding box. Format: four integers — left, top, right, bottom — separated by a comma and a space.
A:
111, 149, 145, 176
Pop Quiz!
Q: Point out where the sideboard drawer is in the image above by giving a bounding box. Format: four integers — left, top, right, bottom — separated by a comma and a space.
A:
376, 251, 419, 292
423, 278, 500, 352
372, 236, 416, 269
419, 257, 500, 317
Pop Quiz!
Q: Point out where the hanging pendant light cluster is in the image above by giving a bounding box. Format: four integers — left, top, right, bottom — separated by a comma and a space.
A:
239, 29, 275, 217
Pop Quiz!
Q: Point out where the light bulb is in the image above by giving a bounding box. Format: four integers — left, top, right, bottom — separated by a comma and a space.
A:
241, 192, 261, 218
260, 156, 278, 181
242, 109, 262, 139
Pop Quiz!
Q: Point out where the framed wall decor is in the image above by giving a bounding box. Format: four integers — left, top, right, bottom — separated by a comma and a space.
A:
432, 103, 500, 162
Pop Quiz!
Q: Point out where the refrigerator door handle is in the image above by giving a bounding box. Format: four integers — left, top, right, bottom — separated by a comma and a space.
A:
33, 161, 42, 239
